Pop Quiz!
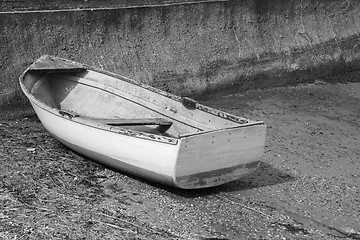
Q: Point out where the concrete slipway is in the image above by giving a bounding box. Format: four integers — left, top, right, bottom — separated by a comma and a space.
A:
0, 0, 359, 239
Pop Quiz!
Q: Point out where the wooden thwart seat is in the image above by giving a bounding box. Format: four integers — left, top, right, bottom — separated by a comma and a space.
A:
90, 118, 173, 133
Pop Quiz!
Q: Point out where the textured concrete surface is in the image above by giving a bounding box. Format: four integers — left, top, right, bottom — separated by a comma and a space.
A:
1, 0, 360, 116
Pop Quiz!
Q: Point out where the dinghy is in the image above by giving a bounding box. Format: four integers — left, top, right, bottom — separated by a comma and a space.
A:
19, 55, 266, 189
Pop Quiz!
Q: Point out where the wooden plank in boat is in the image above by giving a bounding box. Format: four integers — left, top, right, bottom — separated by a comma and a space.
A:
89, 117, 173, 133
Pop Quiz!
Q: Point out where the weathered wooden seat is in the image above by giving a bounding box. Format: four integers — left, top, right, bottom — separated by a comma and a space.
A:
90, 118, 173, 133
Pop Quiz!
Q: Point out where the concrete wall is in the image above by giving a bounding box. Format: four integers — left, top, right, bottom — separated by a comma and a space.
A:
1, 0, 360, 115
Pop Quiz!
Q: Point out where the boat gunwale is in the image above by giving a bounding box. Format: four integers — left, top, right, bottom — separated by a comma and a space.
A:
19, 55, 265, 143
21, 88, 264, 145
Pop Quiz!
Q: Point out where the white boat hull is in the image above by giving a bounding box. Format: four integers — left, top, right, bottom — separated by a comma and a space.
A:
20, 55, 267, 189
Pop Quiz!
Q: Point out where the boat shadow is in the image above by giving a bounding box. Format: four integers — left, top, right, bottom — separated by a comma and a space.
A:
157, 161, 296, 198
77, 152, 295, 199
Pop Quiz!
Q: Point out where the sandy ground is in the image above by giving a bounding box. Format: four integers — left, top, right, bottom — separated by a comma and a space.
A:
1, 80, 359, 239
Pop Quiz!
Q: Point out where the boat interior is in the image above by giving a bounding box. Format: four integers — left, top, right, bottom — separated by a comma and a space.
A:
23, 69, 252, 138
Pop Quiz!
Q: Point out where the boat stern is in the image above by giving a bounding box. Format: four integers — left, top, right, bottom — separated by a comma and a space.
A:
174, 123, 266, 189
